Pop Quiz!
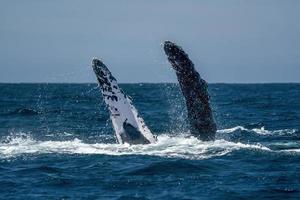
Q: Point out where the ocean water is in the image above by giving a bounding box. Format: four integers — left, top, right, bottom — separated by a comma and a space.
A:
0, 83, 299, 199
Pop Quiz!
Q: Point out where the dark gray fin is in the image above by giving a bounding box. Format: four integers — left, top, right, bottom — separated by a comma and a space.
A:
163, 41, 217, 141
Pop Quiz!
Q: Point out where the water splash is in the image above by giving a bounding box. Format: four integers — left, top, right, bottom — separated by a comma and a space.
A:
1, 126, 298, 159
217, 126, 298, 136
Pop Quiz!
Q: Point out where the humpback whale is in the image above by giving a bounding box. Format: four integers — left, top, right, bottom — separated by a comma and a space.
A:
92, 58, 156, 144
92, 41, 215, 143
163, 41, 217, 141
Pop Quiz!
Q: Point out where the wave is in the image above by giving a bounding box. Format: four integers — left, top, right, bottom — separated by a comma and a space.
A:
0, 133, 271, 160
0, 126, 298, 159
7, 108, 39, 116
217, 126, 298, 136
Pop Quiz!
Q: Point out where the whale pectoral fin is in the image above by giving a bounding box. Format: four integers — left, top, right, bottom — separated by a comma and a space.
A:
163, 41, 217, 141
92, 58, 155, 144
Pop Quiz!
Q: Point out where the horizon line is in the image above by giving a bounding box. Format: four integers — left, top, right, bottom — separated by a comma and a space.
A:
0, 81, 300, 84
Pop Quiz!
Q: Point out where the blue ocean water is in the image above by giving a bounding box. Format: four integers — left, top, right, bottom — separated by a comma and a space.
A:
0, 83, 299, 199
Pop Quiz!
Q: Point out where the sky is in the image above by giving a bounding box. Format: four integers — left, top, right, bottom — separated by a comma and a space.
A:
1, 0, 300, 83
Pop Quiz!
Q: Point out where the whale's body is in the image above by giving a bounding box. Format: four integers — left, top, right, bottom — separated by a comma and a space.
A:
92, 59, 156, 144
163, 41, 217, 141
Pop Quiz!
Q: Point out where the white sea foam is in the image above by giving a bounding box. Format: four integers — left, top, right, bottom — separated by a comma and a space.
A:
0, 126, 298, 159
217, 126, 298, 136
0, 133, 271, 159
217, 126, 247, 133
281, 149, 300, 153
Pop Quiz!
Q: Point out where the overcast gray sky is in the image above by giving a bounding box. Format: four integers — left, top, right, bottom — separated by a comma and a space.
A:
1, 0, 300, 83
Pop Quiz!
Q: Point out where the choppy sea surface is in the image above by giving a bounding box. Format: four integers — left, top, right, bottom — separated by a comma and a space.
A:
0, 83, 299, 199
